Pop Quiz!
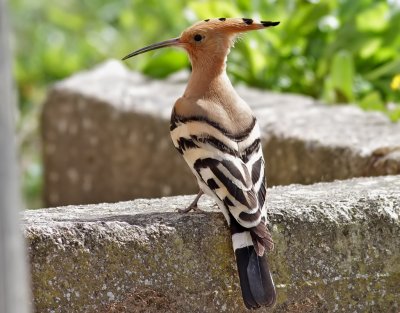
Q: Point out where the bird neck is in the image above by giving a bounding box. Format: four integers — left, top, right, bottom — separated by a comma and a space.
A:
177, 52, 254, 133
184, 54, 236, 99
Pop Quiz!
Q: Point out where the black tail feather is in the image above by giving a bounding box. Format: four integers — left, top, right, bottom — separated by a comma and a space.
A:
235, 247, 259, 309
235, 246, 276, 309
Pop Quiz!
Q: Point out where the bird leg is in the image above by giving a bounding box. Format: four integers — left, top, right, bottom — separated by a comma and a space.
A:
178, 190, 204, 213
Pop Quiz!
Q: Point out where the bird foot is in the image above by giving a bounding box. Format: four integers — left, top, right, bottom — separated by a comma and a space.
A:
177, 191, 204, 213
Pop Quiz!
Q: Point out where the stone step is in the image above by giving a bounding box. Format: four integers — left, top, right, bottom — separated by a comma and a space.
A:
23, 175, 400, 312
42, 60, 400, 207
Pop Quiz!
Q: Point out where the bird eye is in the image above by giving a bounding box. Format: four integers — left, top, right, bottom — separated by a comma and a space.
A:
194, 34, 203, 42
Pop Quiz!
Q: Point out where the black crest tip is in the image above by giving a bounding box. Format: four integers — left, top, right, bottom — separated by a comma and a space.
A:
242, 18, 254, 25
261, 21, 280, 27
218, 17, 226, 21
204, 19, 210, 22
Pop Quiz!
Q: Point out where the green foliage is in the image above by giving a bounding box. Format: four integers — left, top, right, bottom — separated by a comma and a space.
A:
11, 0, 400, 112
329, 50, 355, 103
9, 0, 400, 207
142, 50, 188, 77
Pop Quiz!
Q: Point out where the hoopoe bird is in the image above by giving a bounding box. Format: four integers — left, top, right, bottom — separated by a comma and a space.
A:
123, 17, 279, 309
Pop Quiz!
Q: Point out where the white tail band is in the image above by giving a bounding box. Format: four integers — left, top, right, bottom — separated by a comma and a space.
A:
232, 231, 253, 251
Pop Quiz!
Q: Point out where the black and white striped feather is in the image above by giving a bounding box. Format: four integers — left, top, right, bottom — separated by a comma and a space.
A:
170, 110, 275, 309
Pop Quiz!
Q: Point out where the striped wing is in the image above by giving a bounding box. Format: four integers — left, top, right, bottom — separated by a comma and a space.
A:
170, 112, 267, 231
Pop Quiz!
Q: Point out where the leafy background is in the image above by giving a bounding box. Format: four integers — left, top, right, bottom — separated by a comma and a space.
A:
10, 0, 400, 208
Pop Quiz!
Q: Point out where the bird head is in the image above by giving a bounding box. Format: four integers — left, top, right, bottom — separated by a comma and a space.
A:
122, 18, 279, 64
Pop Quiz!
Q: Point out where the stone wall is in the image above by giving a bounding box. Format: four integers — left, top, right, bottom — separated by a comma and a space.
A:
23, 175, 400, 313
41, 60, 400, 207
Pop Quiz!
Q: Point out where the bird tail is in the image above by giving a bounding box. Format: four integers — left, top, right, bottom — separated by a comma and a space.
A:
231, 226, 276, 309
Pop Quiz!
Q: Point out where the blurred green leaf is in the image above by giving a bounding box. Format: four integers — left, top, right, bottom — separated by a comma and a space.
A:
142, 50, 188, 78
189, 1, 241, 19
48, 7, 84, 31
365, 59, 400, 80
388, 107, 400, 122
356, 2, 388, 32
119, 10, 135, 29
330, 50, 354, 102
359, 38, 381, 59
359, 91, 385, 111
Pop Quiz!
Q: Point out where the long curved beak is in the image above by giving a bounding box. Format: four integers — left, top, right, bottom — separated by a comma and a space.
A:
122, 37, 181, 60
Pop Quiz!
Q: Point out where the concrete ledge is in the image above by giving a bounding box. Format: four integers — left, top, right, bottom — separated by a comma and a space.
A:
24, 176, 400, 312
41, 60, 400, 207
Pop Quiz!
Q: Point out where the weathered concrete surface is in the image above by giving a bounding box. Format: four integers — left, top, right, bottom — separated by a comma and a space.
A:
24, 175, 400, 313
41, 60, 400, 207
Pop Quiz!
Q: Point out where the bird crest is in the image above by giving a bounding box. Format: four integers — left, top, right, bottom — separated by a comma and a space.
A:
122, 17, 279, 60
